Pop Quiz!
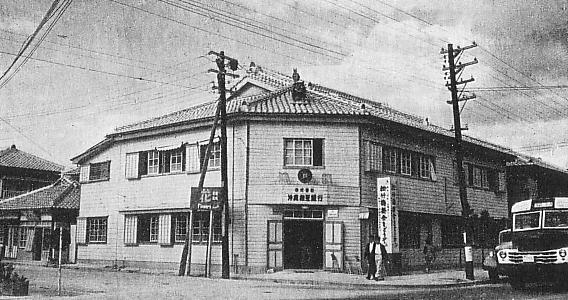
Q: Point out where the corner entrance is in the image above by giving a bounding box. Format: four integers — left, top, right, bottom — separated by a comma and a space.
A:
283, 220, 323, 269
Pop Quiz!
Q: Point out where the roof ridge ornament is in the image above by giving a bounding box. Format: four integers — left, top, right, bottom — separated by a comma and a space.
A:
291, 69, 307, 103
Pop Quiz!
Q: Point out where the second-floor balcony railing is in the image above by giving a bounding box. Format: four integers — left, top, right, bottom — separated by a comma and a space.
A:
1, 190, 27, 199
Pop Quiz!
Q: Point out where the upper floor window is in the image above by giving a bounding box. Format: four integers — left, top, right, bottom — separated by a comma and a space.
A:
382, 146, 435, 180
284, 138, 323, 167
466, 163, 495, 190
88, 161, 111, 181
138, 146, 186, 176
200, 142, 221, 168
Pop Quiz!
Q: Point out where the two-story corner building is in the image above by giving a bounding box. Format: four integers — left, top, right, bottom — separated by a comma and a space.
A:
71, 66, 515, 274
0, 145, 63, 199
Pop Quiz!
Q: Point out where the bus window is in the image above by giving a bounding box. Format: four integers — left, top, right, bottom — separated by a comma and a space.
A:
513, 212, 541, 231
543, 211, 568, 228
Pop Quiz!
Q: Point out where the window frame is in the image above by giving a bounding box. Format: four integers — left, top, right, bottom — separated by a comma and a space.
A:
173, 214, 189, 243
137, 214, 160, 243
382, 146, 435, 180
170, 149, 183, 172
89, 161, 111, 181
192, 211, 222, 244
18, 227, 28, 249
147, 151, 159, 175
283, 138, 324, 167
87, 217, 108, 244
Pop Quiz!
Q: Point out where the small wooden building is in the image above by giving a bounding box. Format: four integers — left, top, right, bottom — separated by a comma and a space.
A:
0, 177, 80, 263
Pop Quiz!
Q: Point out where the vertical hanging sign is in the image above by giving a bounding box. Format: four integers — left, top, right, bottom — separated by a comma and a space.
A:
377, 177, 399, 253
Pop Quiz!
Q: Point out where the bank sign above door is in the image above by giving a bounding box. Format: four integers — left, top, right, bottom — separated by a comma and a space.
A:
190, 187, 221, 210
377, 177, 399, 253
281, 186, 328, 205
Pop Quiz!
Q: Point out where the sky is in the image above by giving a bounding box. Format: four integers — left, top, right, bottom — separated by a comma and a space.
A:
1, 0, 568, 169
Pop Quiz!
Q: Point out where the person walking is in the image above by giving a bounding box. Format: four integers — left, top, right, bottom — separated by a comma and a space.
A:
423, 236, 436, 273
375, 238, 387, 281
364, 235, 387, 281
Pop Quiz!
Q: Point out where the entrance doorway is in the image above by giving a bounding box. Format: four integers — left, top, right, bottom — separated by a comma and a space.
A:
283, 220, 323, 269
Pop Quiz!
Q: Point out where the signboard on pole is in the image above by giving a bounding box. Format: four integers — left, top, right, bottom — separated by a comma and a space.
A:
377, 177, 399, 253
190, 187, 222, 210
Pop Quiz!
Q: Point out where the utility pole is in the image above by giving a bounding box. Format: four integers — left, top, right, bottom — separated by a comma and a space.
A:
441, 42, 477, 280
209, 50, 238, 279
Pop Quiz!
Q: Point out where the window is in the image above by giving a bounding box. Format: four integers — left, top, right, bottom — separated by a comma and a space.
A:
18, 227, 28, 248
200, 142, 221, 168
174, 214, 189, 243
400, 151, 412, 175
543, 211, 568, 228
399, 212, 420, 249
87, 217, 108, 243
466, 164, 497, 190
284, 138, 323, 167
138, 214, 159, 243
192, 211, 221, 243
383, 147, 398, 173
382, 147, 435, 180
89, 161, 111, 181
513, 212, 541, 231
138, 146, 186, 176
419, 156, 431, 179
147, 151, 159, 174
441, 217, 463, 248
170, 150, 183, 172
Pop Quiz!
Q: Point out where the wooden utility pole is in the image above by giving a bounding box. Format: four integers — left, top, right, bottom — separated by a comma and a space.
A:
178, 104, 221, 276
210, 50, 238, 279
442, 42, 477, 280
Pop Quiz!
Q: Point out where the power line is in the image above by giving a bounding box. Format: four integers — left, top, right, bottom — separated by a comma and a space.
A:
0, 0, 68, 88
108, 0, 316, 66
0, 49, 198, 89
0, 116, 60, 163
159, 0, 346, 60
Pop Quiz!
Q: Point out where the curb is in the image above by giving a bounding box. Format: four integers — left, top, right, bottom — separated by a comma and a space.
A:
232, 276, 491, 289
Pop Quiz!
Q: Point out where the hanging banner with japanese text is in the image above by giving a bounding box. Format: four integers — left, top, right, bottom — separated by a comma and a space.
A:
377, 177, 399, 253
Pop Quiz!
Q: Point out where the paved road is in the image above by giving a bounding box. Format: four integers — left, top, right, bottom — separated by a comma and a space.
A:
11, 264, 568, 299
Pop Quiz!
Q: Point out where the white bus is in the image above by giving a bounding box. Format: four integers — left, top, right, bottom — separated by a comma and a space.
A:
497, 197, 568, 289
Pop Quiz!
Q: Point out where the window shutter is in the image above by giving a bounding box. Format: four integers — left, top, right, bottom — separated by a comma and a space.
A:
138, 152, 148, 176
498, 171, 506, 192
429, 159, 437, 181
124, 215, 138, 245
364, 141, 371, 172
79, 165, 90, 183
76, 218, 87, 245
313, 139, 323, 167
158, 214, 172, 245
125, 152, 139, 179
186, 143, 200, 173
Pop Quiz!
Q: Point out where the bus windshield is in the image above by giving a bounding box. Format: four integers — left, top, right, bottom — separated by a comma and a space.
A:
543, 211, 568, 228
514, 212, 541, 231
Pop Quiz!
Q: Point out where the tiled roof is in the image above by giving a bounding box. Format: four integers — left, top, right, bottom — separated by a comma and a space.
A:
0, 177, 80, 211
0, 145, 63, 172
507, 152, 568, 174
102, 67, 516, 157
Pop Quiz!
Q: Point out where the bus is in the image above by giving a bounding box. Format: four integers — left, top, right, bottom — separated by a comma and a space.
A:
497, 197, 568, 289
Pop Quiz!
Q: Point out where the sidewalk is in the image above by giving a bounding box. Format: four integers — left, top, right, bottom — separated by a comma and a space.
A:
12, 260, 492, 289
233, 268, 492, 288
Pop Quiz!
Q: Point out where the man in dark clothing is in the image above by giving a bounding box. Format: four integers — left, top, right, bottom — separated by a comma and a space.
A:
364, 235, 387, 280
364, 235, 377, 280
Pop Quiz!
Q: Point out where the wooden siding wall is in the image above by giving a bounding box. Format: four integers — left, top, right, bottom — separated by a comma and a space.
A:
77, 123, 248, 266
360, 127, 508, 219
247, 122, 360, 204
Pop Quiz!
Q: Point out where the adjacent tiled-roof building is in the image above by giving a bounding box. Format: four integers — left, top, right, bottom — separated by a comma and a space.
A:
0, 145, 63, 200
0, 145, 63, 172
